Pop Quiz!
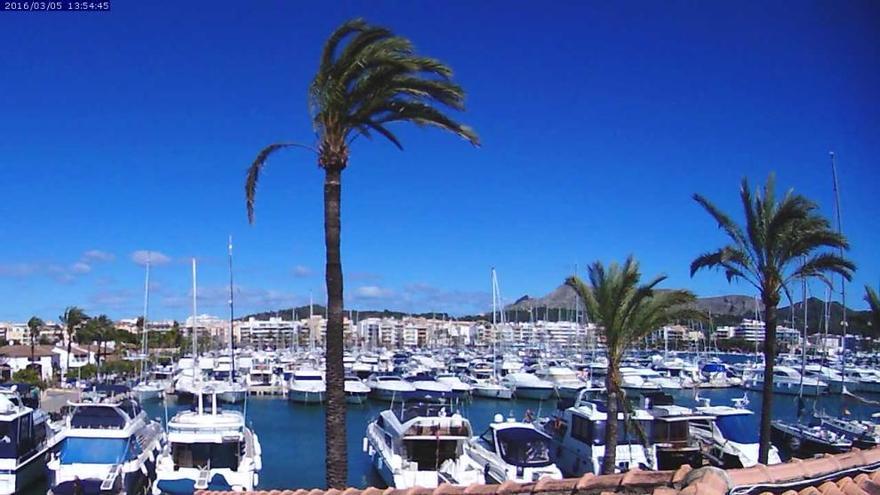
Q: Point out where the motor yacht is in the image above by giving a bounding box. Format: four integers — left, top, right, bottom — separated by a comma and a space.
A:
287, 368, 326, 404
463, 414, 562, 483
364, 403, 482, 487
152, 389, 261, 494
48, 392, 163, 495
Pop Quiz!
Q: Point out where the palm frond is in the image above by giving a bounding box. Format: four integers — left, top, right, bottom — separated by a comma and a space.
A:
245, 143, 315, 223
693, 194, 748, 249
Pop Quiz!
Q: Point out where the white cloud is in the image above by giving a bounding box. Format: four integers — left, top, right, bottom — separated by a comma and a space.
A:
70, 262, 92, 274
354, 285, 394, 299
131, 250, 171, 266
292, 265, 313, 278
82, 250, 115, 262
0, 263, 40, 278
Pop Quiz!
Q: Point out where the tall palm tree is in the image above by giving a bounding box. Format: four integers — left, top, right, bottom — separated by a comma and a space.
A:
690, 174, 854, 464
566, 257, 695, 474
866, 286, 880, 336
26, 316, 44, 365
245, 18, 478, 487
59, 307, 87, 382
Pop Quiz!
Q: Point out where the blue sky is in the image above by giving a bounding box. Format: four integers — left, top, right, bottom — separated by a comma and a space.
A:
0, 0, 877, 322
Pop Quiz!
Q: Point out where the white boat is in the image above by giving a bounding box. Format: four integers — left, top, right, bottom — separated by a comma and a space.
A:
406, 374, 454, 402
742, 366, 827, 396
435, 373, 472, 398
48, 392, 164, 494
0, 386, 59, 494
540, 390, 655, 475
689, 396, 781, 468
287, 368, 326, 404
465, 367, 513, 400
620, 367, 679, 391
152, 389, 261, 494
463, 415, 562, 483
366, 374, 417, 402
216, 379, 248, 404
534, 366, 586, 399
345, 375, 371, 404
364, 403, 483, 488
501, 373, 555, 400
132, 381, 165, 402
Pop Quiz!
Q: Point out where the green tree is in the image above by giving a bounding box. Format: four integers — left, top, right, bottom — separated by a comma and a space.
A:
566, 257, 695, 473
59, 307, 88, 381
690, 174, 854, 464
244, 18, 478, 487
12, 368, 46, 389
26, 316, 44, 364
866, 286, 880, 336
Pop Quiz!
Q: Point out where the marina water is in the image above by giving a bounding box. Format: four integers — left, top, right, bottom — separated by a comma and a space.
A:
125, 389, 877, 491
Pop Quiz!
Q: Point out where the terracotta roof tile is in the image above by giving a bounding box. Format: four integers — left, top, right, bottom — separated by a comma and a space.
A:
533, 476, 577, 493
781, 490, 800, 495
621, 469, 674, 488
576, 473, 624, 492
728, 465, 773, 487
497, 481, 531, 495
672, 467, 693, 488
858, 479, 880, 495
575, 474, 597, 490
462, 483, 500, 495
361, 488, 385, 495
652, 487, 679, 495
817, 481, 844, 495
799, 487, 823, 495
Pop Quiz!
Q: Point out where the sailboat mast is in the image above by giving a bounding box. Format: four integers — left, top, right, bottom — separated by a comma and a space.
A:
228, 235, 235, 383
830, 151, 848, 389
140, 256, 151, 381
191, 257, 199, 372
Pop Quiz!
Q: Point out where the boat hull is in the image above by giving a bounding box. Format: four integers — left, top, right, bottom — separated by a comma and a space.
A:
368, 387, 413, 402
0, 446, 50, 495
218, 390, 247, 404
472, 386, 513, 400
135, 388, 164, 403
287, 389, 326, 403
513, 386, 555, 401
771, 425, 850, 456
346, 391, 369, 404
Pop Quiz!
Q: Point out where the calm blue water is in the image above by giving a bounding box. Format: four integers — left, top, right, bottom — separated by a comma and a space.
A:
140, 389, 879, 490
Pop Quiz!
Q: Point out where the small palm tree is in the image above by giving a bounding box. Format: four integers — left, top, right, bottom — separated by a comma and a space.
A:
245, 18, 478, 487
26, 317, 44, 365
566, 257, 695, 474
59, 307, 88, 382
866, 286, 880, 336
690, 174, 854, 464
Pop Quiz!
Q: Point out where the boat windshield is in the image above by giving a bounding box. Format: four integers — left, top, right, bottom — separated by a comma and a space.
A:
716, 415, 758, 444
294, 376, 323, 381
496, 428, 555, 467
589, 420, 653, 445
60, 437, 128, 464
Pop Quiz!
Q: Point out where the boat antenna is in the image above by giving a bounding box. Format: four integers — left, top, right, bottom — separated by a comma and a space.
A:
830, 151, 848, 393
140, 254, 151, 382
228, 235, 236, 383
192, 257, 199, 381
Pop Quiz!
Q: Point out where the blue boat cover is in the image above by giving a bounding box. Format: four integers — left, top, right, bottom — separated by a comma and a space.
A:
156, 473, 232, 494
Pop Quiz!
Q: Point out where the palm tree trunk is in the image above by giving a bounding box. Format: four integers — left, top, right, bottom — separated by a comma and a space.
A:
30, 332, 35, 365
602, 365, 620, 474
323, 167, 347, 489
758, 302, 778, 464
